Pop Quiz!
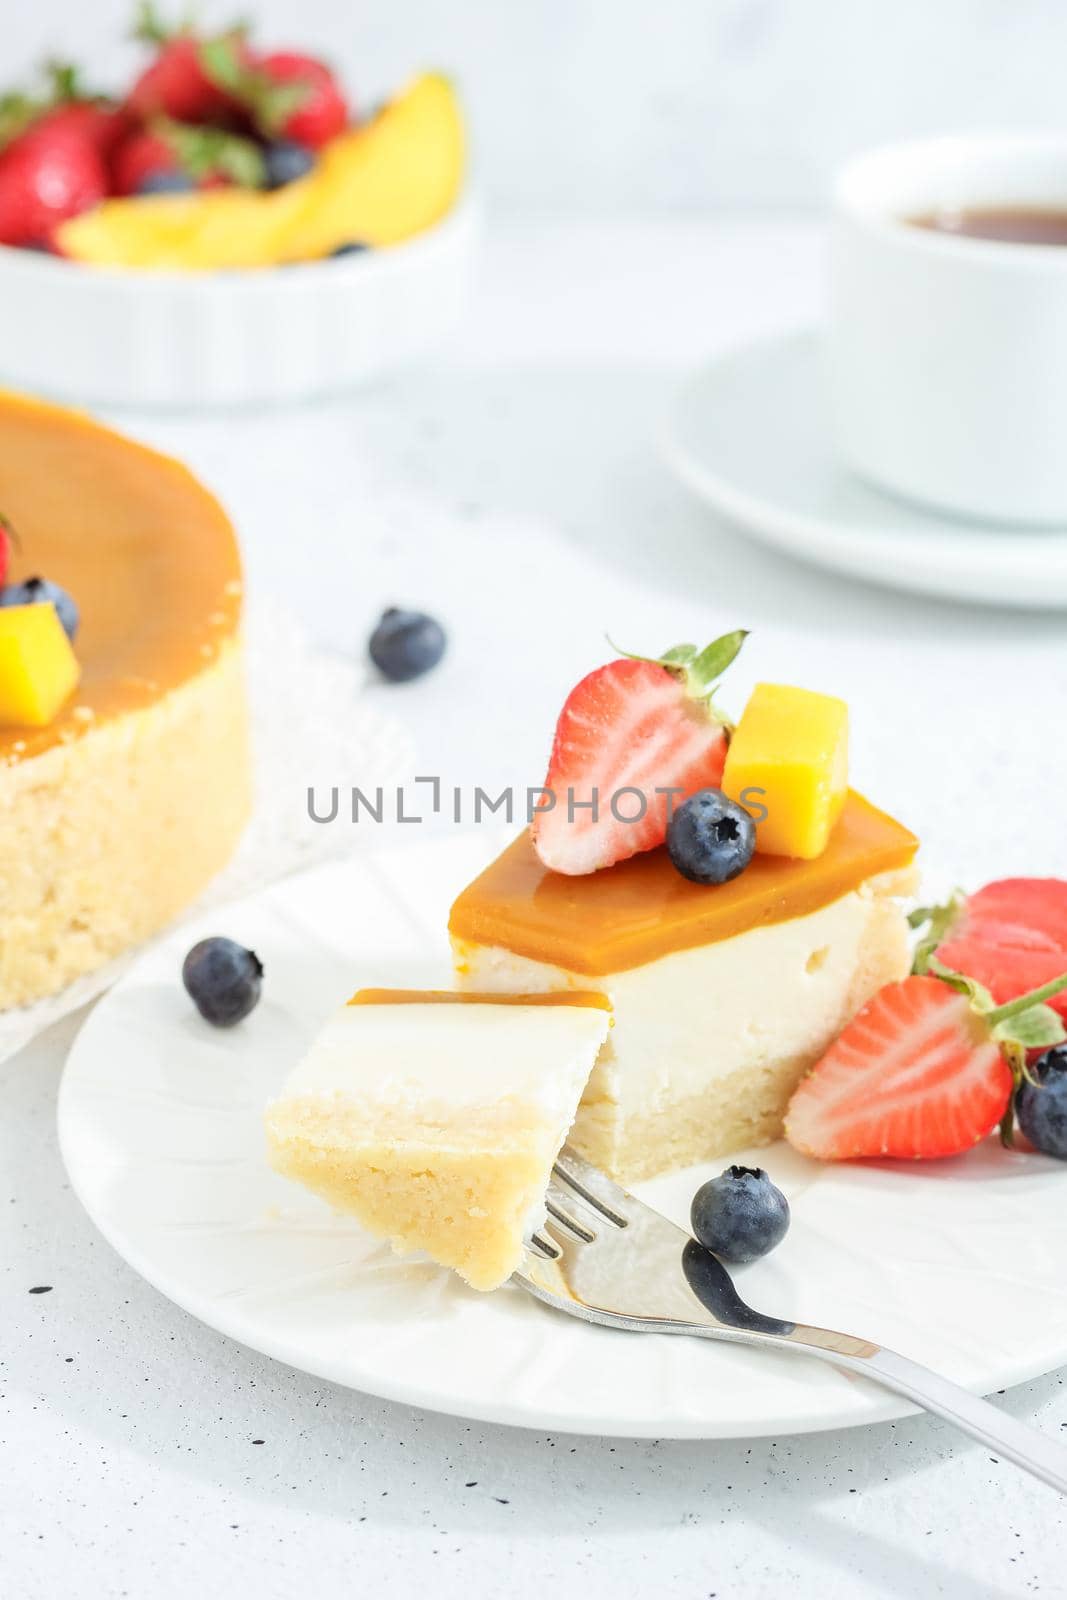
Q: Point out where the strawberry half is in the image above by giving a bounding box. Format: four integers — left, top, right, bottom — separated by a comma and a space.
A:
924, 879, 1067, 1026
531, 630, 747, 876
785, 963, 1067, 1162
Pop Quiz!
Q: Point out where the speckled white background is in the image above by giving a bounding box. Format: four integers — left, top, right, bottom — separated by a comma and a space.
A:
5, 215, 1067, 1595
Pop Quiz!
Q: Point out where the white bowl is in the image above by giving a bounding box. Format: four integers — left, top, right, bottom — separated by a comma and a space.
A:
0, 194, 479, 411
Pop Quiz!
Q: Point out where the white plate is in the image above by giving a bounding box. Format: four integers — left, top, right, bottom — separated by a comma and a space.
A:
0, 197, 478, 410
58, 834, 1067, 1439
663, 327, 1067, 609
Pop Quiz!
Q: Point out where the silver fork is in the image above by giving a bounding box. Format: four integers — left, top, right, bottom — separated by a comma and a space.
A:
514, 1146, 1067, 1494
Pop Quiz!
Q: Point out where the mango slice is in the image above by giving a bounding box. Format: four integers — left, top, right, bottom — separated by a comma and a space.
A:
0, 602, 80, 727
280, 73, 465, 260
722, 682, 849, 860
57, 73, 465, 272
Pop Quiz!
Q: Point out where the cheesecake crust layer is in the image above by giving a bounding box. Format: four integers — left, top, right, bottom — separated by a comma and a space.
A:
0, 640, 250, 1009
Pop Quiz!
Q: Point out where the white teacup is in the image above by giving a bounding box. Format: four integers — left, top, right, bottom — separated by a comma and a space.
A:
829, 136, 1067, 525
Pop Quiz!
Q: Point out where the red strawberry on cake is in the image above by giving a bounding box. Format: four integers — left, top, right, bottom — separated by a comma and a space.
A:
531, 630, 747, 876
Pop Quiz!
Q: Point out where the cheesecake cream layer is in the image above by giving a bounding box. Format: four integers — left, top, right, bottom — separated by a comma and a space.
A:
266, 991, 612, 1291
455, 875, 913, 1179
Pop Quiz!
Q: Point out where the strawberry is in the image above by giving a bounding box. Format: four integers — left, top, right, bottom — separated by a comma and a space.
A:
246, 52, 348, 149
37, 99, 128, 160
112, 121, 265, 196
126, 7, 250, 126
920, 879, 1067, 1027
112, 128, 185, 195
0, 63, 127, 163
0, 120, 106, 246
32, 63, 128, 158
531, 630, 747, 876
785, 962, 1067, 1162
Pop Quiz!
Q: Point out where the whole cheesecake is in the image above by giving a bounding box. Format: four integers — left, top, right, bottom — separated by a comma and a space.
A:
0, 391, 251, 1010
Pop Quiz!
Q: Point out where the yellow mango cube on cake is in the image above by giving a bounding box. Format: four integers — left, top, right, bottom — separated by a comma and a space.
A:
0, 602, 80, 727
722, 682, 849, 859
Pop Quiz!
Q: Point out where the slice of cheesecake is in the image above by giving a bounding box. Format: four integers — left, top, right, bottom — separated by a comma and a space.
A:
449, 791, 918, 1182
265, 989, 612, 1291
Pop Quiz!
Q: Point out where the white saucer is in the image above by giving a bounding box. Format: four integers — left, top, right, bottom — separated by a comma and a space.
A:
663, 327, 1067, 609
58, 835, 1067, 1440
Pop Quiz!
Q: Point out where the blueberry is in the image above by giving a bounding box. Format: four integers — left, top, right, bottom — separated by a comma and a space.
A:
369, 607, 446, 683
263, 140, 315, 190
136, 171, 196, 196
666, 788, 755, 885
182, 937, 263, 1027
1016, 1044, 1067, 1159
331, 241, 370, 257
1, 575, 79, 640
690, 1165, 790, 1264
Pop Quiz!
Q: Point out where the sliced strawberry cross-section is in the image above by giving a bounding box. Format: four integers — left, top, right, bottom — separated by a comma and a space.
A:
531, 630, 747, 877
785, 961, 1067, 1162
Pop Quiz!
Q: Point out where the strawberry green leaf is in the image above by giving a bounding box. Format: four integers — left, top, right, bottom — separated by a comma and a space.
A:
604, 627, 747, 721
660, 644, 697, 666
992, 1002, 1066, 1054
986, 970, 1067, 1028
929, 953, 1067, 1031
211, 133, 265, 187
197, 36, 247, 94
133, 1, 184, 45
909, 892, 964, 975
0, 90, 39, 150
158, 116, 266, 187
999, 1095, 1017, 1149
687, 629, 749, 697
250, 77, 310, 136
207, 50, 310, 136
925, 956, 995, 1013
45, 61, 82, 103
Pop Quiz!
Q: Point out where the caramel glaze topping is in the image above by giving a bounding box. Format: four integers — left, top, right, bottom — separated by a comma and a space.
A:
449, 790, 918, 976
0, 391, 242, 764
349, 988, 612, 1010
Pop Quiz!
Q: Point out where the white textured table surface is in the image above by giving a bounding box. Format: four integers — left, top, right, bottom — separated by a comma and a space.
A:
5, 216, 1067, 1598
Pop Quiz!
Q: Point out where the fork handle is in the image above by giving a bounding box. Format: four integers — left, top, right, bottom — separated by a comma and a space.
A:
783, 1330, 1067, 1495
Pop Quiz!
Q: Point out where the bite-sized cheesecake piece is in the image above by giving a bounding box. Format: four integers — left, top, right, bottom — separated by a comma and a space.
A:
450, 792, 919, 1181
265, 989, 613, 1291
0, 390, 250, 1010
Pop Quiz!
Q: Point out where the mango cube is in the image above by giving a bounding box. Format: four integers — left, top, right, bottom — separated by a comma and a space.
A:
0, 602, 80, 727
722, 682, 849, 860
